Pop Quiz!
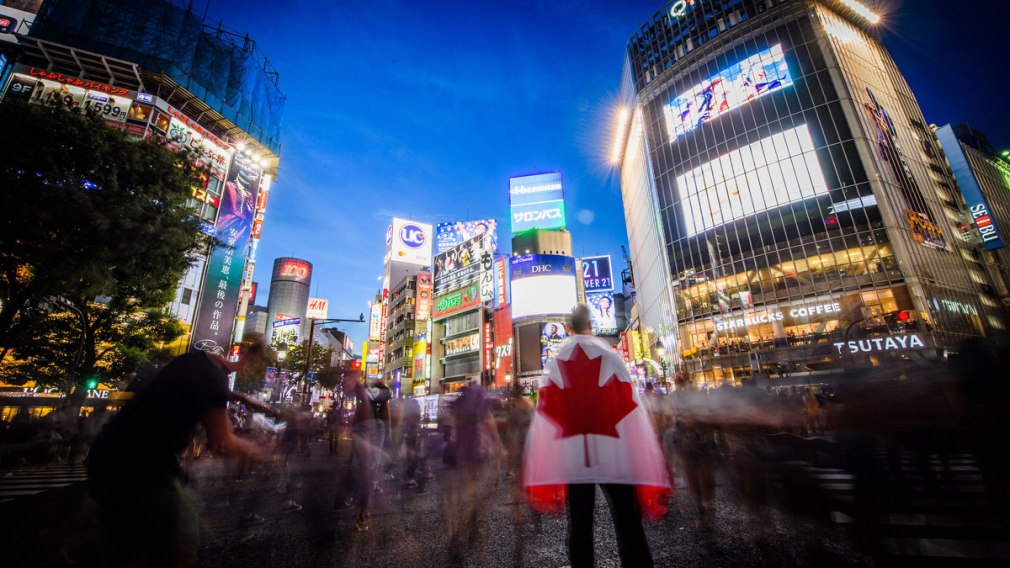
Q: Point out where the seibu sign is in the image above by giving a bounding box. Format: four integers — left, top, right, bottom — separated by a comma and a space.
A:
834, 334, 926, 354
715, 301, 841, 331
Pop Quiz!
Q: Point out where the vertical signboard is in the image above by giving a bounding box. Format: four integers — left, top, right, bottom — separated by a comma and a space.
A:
935, 125, 1006, 250
493, 307, 513, 387
483, 320, 493, 372
368, 303, 383, 341
190, 152, 261, 354
479, 247, 494, 303
509, 172, 566, 233
630, 330, 643, 361
415, 271, 433, 320
619, 332, 631, 363
494, 257, 508, 307
580, 255, 614, 292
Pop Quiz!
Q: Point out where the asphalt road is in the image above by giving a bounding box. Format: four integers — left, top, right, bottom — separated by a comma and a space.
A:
1, 438, 871, 567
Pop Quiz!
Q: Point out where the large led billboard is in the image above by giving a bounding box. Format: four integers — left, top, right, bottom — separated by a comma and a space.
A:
433, 234, 485, 295
935, 125, 1005, 251
435, 219, 498, 254
390, 218, 433, 267
509, 254, 578, 320
581, 255, 614, 292
677, 124, 829, 236
509, 172, 566, 233
587, 291, 618, 336
663, 44, 794, 143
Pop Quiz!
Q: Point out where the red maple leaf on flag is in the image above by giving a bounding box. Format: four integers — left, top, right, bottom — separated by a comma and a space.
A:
539, 343, 638, 467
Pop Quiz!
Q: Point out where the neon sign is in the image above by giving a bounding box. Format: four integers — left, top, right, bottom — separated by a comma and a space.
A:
668, 0, 696, 18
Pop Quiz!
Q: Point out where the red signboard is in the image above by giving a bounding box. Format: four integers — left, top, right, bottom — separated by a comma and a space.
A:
483, 320, 493, 371
277, 259, 311, 283
495, 256, 507, 307
415, 271, 432, 320
619, 332, 631, 363
493, 306, 513, 387
26, 67, 129, 95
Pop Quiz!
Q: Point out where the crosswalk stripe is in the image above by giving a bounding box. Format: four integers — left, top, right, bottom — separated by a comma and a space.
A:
0, 464, 89, 505
0, 490, 43, 497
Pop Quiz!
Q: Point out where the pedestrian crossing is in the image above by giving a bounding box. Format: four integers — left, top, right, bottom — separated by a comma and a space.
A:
0, 463, 88, 505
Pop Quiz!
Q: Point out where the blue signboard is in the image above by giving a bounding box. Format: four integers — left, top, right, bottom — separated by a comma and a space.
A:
509, 172, 566, 233
581, 255, 614, 292
936, 126, 1005, 251
509, 254, 576, 281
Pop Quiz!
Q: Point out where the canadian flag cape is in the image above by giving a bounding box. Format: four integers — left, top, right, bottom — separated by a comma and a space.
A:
523, 334, 671, 516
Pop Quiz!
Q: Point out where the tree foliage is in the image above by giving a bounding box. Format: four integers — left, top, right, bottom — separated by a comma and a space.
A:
0, 101, 205, 389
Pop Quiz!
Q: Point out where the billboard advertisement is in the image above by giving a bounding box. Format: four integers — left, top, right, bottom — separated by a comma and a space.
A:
540, 320, 569, 368
581, 255, 614, 293
509, 254, 578, 320
306, 298, 329, 320
479, 248, 495, 303
509, 172, 566, 233
494, 257, 508, 307
935, 125, 1004, 251
587, 291, 618, 336
6, 67, 133, 121
663, 44, 794, 143
190, 152, 261, 354
433, 235, 484, 295
493, 307, 513, 387
390, 218, 433, 266
415, 271, 433, 320
368, 303, 382, 341
435, 219, 499, 254
676, 124, 828, 236
432, 282, 481, 321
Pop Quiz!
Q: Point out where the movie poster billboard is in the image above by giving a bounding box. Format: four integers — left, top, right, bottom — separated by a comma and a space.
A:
540, 320, 569, 369
433, 234, 485, 295
190, 152, 261, 354
435, 219, 499, 254
587, 291, 618, 336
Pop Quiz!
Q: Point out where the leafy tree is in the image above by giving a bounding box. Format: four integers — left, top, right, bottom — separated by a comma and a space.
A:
233, 333, 277, 393
0, 101, 205, 393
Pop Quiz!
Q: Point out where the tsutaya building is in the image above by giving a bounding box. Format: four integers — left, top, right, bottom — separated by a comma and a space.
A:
613, 0, 1008, 385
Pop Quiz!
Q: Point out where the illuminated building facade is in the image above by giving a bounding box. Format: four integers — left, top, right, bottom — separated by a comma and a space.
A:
1, 0, 284, 356
615, 0, 1007, 386
935, 124, 1010, 318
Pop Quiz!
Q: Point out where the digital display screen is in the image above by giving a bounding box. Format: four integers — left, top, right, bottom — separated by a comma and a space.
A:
663, 44, 794, 143
434, 219, 498, 254
510, 255, 578, 320
677, 124, 829, 236
509, 172, 566, 233
587, 291, 618, 336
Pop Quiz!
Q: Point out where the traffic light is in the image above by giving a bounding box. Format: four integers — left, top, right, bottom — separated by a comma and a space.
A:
84, 375, 99, 390
351, 360, 362, 371
896, 310, 911, 322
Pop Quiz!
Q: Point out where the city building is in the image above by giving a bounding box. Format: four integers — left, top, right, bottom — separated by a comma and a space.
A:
244, 305, 269, 338
935, 124, 1010, 319
507, 173, 581, 388
380, 218, 434, 392
1, 0, 284, 357
613, 0, 1007, 386
265, 257, 312, 346
430, 220, 499, 393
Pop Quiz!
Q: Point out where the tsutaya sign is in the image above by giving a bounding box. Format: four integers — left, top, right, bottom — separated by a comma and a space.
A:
834, 334, 926, 355
715, 302, 842, 331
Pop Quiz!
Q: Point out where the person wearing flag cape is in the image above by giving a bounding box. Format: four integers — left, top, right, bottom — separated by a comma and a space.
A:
524, 304, 672, 568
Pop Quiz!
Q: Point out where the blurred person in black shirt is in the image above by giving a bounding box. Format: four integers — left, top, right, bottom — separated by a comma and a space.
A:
87, 341, 270, 567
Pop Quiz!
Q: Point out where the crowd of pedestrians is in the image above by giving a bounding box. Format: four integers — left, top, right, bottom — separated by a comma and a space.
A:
3, 307, 1009, 567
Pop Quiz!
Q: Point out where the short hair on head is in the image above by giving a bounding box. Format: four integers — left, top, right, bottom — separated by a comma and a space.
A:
570, 303, 592, 333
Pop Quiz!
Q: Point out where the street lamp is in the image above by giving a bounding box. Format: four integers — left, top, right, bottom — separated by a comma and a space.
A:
276, 342, 288, 361
301, 313, 366, 406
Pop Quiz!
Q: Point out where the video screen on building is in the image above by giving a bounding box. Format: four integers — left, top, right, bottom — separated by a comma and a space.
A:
509, 172, 566, 233
676, 124, 829, 236
435, 219, 498, 254
509, 254, 578, 319
433, 234, 485, 295
586, 291, 618, 336
663, 44, 794, 143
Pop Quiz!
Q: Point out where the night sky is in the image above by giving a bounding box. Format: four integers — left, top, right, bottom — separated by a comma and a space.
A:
197, 0, 1010, 350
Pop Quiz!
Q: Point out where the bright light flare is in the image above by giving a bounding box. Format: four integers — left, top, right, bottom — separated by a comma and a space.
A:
839, 0, 881, 25
610, 107, 631, 165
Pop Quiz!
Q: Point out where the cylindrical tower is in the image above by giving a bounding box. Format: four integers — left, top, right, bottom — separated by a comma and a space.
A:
266, 257, 313, 345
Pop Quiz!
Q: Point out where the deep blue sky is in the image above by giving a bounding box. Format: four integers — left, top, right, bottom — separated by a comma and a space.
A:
201, 0, 1010, 351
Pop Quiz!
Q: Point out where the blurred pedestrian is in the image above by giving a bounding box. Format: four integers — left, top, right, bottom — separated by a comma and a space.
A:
340, 370, 389, 532
401, 395, 425, 492
87, 341, 270, 567
524, 304, 670, 568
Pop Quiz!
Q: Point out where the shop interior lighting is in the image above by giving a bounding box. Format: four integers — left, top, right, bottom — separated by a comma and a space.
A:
839, 0, 881, 24
611, 107, 631, 164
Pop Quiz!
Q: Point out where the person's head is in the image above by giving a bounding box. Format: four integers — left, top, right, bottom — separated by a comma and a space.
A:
549, 324, 558, 335
570, 304, 592, 335
600, 295, 612, 309
230, 338, 270, 373
341, 368, 362, 390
